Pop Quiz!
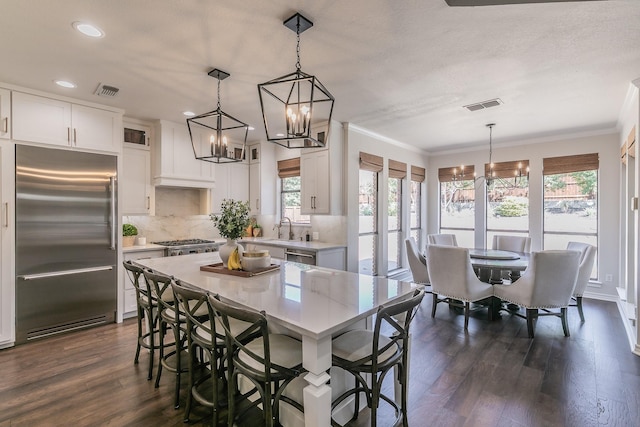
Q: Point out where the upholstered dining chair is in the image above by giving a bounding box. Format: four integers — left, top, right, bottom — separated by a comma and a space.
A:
427, 233, 458, 246
425, 244, 495, 329
330, 288, 425, 427
208, 294, 305, 427
492, 235, 532, 253
566, 241, 597, 322
493, 250, 581, 338
405, 237, 430, 291
123, 260, 158, 381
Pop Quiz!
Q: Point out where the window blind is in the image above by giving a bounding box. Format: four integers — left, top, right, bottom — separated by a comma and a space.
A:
388, 159, 407, 179
277, 157, 300, 178
484, 160, 529, 179
359, 152, 383, 172
411, 165, 425, 182
543, 153, 598, 175
438, 165, 475, 183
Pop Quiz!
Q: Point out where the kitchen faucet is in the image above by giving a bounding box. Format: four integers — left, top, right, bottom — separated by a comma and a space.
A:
273, 223, 282, 239
280, 217, 294, 240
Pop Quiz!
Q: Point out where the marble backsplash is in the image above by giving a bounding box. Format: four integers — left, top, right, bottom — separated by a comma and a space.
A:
123, 213, 347, 244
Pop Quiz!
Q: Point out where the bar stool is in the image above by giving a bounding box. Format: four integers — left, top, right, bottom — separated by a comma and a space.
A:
208, 294, 306, 427
123, 260, 159, 380
330, 288, 425, 427
143, 269, 188, 409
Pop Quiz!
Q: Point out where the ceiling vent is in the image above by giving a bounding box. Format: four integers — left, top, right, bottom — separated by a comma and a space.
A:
463, 98, 503, 112
94, 83, 120, 97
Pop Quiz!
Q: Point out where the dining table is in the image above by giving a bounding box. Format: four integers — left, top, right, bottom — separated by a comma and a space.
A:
134, 252, 419, 427
468, 248, 531, 316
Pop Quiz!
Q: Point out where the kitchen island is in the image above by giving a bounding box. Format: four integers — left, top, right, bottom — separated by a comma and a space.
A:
134, 252, 417, 427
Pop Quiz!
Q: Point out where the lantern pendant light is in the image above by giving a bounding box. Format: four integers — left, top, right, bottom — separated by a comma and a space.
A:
187, 68, 248, 163
258, 12, 335, 149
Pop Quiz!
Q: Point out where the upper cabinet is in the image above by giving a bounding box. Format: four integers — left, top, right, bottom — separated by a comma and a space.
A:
122, 146, 152, 215
12, 91, 121, 153
210, 162, 249, 214
300, 121, 343, 215
248, 142, 275, 215
152, 120, 215, 188
0, 88, 10, 140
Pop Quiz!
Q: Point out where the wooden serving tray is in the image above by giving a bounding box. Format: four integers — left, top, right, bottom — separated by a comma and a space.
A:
200, 262, 280, 277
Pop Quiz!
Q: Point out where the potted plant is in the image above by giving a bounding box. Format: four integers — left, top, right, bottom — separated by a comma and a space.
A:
123, 223, 138, 247
210, 199, 250, 267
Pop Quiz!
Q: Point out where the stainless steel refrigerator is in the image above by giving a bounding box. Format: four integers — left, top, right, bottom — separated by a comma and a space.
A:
15, 144, 117, 344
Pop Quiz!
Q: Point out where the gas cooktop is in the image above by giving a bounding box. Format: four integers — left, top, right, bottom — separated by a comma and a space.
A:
153, 239, 217, 247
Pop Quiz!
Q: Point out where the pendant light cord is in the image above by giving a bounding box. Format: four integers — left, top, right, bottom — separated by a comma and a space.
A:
296, 21, 301, 71
216, 77, 221, 109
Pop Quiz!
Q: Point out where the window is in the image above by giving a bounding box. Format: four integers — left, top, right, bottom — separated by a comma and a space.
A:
543, 153, 598, 278
281, 177, 310, 224
486, 160, 530, 246
278, 158, 309, 224
387, 159, 406, 273
410, 166, 425, 249
359, 152, 382, 275
438, 166, 475, 247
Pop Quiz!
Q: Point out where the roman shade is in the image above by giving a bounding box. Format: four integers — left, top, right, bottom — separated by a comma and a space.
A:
543, 153, 599, 175
359, 152, 383, 172
388, 160, 407, 179
411, 165, 425, 182
485, 160, 529, 179
438, 165, 475, 183
277, 157, 300, 178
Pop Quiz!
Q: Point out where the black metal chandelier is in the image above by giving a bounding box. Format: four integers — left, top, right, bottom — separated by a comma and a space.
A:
258, 13, 335, 149
187, 69, 248, 163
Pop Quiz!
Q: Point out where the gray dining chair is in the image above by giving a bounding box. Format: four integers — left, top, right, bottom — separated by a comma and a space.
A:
492, 235, 531, 253
566, 241, 597, 322
493, 250, 580, 338
425, 244, 494, 329
427, 233, 458, 246
405, 237, 430, 291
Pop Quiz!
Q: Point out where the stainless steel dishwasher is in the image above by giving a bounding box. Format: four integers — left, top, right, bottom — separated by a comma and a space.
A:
285, 249, 316, 265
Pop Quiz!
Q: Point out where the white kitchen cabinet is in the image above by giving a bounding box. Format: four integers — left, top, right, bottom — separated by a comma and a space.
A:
0, 144, 15, 348
12, 91, 121, 153
248, 142, 276, 215
0, 88, 10, 140
301, 150, 330, 214
300, 120, 343, 215
153, 120, 216, 188
122, 248, 165, 318
122, 145, 152, 215
210, 162, 249, 214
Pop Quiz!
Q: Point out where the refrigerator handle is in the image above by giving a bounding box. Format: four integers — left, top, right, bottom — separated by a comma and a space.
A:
19, 265, 114, 281
3, 202, 8, 227
110, 176, 116, 250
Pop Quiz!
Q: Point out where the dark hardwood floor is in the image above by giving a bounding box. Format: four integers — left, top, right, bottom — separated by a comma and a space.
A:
1, 297, 639, 426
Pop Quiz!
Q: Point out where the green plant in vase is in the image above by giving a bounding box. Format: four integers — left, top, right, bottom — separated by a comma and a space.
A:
210, 199, 250, 267
122, 223, 138, 247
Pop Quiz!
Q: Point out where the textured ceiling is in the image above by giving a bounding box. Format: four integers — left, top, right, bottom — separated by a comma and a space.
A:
1, 0, 638, 152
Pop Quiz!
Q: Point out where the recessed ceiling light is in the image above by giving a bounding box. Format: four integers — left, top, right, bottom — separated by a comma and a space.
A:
276, 133, 284, 137
183, 111, 196, 117
248, 126, 255, 131
72, 21, 104, 38
55, 80, 76, 88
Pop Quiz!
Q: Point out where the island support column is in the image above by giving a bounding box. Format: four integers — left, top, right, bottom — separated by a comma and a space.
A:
302, 334, 332, 427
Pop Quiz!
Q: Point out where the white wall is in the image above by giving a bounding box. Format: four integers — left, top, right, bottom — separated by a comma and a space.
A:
428, 130, 620, 298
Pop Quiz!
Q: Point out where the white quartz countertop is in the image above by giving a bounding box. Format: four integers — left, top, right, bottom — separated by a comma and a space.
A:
239, 237, 346, 251
134, 252, 416, 340
122, 243, 166, 253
